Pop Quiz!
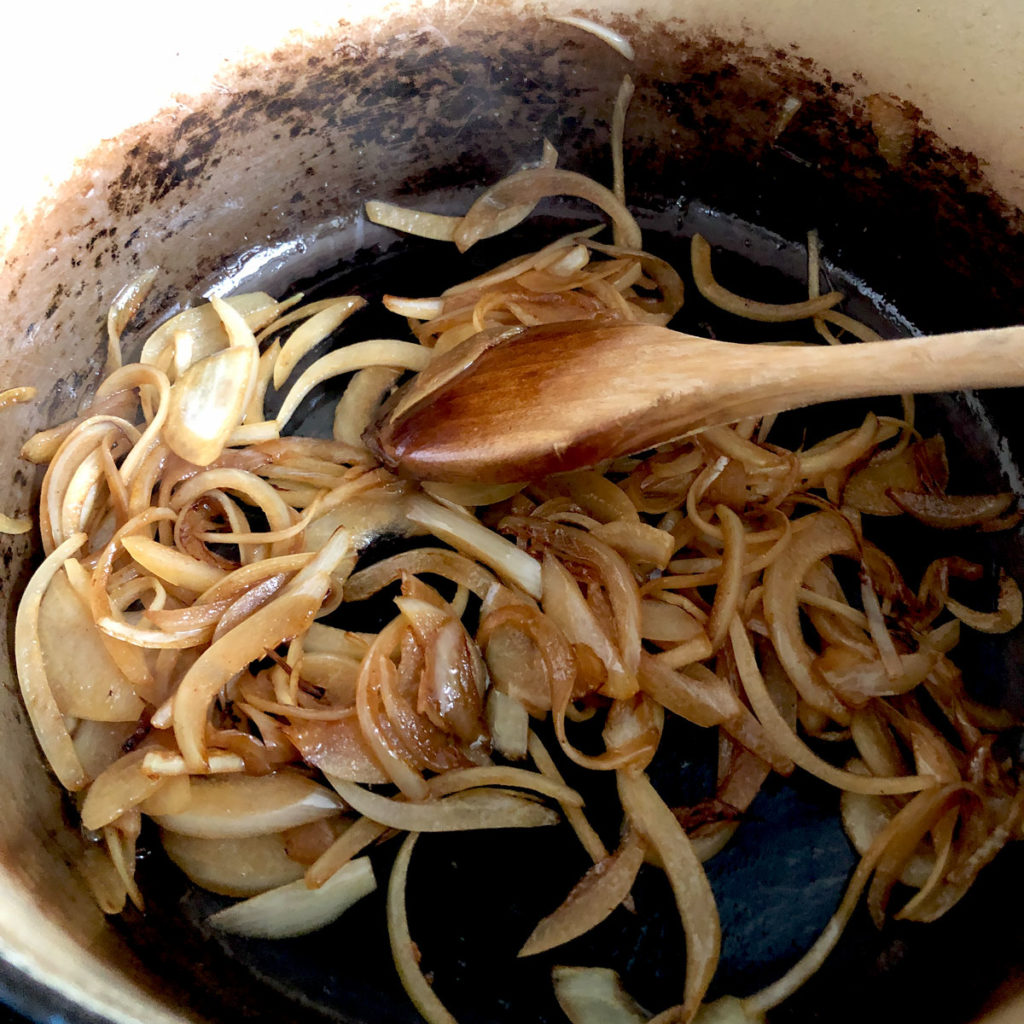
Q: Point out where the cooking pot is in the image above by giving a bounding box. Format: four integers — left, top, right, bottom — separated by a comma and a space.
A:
3, 1, 1024, 1022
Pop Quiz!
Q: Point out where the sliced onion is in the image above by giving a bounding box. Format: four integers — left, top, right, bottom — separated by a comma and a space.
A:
542, 553, 633, 698
454, 167, 643, 253
552, 16, 635, 59
326, 776, 560, 833
162, 830, 306, 897
887, 488, 1015, 528
0, 512, 32, 535
762, 512, 857, 720
106, 267, 160, 372
81, 750, 164, 830
284, 715, 390, 784
944, 569, 1022, 633
552, 966, 650, 1024
164, 345, 256, 466
731, 618, 934, 795
486, 689, 530, 760
121, 534, 225, 592
366, 201, 462, 242
743, 783, 963, 1015
528, 730, 609, 864
520, 829, 644, 957
151, 769, 344, 838
207, 856, 375, 938
840, 787, 934, 889
39, 567, 145, 721
14, 532, 90, 790
172, 527, 353, 770
388, 834, 459, 1024
139, 292, 282, 371
691, 235, 841, 321
0, 384, 37, 410
273, 295, 366, 389
275, 339, 430, 430
617, 770, 720, 1021
406, 494, 542, 598
638, 654, 741, 729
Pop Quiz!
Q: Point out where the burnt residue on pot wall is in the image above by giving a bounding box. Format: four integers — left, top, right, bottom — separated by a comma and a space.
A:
2, 6, 1024, 1024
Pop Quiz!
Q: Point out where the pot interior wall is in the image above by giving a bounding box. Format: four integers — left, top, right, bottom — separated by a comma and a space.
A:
2, 8, 1024, 1023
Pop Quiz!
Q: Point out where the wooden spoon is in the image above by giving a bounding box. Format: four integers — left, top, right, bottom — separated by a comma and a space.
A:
367, 319, 1024, 483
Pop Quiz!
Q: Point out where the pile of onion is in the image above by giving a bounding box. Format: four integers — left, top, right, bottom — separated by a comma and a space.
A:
9, 67, 1024, 1024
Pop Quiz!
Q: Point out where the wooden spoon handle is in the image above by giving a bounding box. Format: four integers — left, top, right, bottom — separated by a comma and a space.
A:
370, 321, 1024, 483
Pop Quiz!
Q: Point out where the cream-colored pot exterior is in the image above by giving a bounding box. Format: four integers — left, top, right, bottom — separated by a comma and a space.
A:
1, 1, 1023, 1022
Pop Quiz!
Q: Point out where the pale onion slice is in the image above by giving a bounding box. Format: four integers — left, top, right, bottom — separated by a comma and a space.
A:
552, 966, 650, 1024
121, 535, 226, 592
150, 770, 344, 838
272, 296, 366, 389
388, 834, 458, 1024
454, 167, 643, 253
519, 829, 644, 957
139, 774, 191, 816
694, 997, 764, 1023
196, 299, 257, 391
139, 292, 283, 371
382, 296, 446, 320
106, 267, 159, 372
427, 765, 583, 806
306, 815, 389, 889
639, 600, 705, 645
15, 533, 90, 790
798, 414, 881, 482
406, 494, 542, 599
255, 296, 352, 344
227, 421, 281, 446
72, 719, 138, 779
0, 385, 37, 410
486, 688, 530, 760
141, 750, 246, 777
611, 74, 635, 204
333, 365, 402, 449
706, 505, 747, 652
368, 140, 559, 247
161, 830, 305, 897
81, 750, 164, 831
592, 521, 675, 570
0, 512, 32, 535
840, 785, 933, 888
552, 16, 635, 59
104, 822, 143, 911
366, 201, 461, 242
422, 480, 526, 508
327, 777, 561, 833
618, 770, 720, 1022
39, 566, 144, 721
690, 235, 842, 322
275, 339, 430, 430
207, 855, 375, 938
164, 344, 256, 466
80, 842, 129, 915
